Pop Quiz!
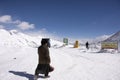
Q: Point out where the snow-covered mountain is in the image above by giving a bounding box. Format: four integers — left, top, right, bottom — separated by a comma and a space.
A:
0, 29, 63, 48
1, 29, 120, 49
0, 29, 40, 47
104, 31, 120, 42
95, 35, 110, 42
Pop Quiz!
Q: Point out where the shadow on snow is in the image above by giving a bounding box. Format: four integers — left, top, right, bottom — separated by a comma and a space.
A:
9, 70, 48, 80
9, 71, 34, 80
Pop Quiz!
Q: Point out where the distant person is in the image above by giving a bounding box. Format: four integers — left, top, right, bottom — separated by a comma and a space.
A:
86, 41, 89, 49
34, 38, 54, 80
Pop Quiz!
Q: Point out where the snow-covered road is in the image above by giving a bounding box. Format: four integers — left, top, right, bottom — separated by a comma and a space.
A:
0, 46, 120, 80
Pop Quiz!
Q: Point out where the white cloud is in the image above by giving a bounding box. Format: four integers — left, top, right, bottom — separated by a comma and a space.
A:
0, 25, 5, 29
0, 15, 35, 30
0, 15, 12, 23
17, 21, 35, 30
12, 20, 21, 24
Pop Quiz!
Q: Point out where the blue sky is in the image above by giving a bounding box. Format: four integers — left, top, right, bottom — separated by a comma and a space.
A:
0, 0, 120, 39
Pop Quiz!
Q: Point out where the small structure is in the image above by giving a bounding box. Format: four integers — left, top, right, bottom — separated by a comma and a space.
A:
74, 40, 79, 48
63, 38, 68, 45
101, 41, 118, 50
101, 31, 120, 52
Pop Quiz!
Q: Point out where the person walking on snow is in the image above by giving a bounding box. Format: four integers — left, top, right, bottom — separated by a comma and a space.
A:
86, 41, 89, 50
34, 38, 54, 80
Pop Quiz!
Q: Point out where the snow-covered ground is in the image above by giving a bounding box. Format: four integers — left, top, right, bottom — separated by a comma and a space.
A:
0, 29, 120, 80
0, 45, 120, 80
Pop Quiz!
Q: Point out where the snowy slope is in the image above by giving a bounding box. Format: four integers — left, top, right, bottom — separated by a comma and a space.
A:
0, 29, 40, 47
0, 29, 63, 48
104, 31, 120, 42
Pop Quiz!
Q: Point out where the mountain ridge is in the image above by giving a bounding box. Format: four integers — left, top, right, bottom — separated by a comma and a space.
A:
104, 31, 120, 42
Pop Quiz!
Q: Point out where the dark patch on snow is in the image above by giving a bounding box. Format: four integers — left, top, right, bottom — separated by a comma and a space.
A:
9, 71, 34, 80
9, 70, 50, 80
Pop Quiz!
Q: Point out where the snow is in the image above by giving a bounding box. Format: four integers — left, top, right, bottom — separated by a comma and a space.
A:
0, 29, 120, 80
